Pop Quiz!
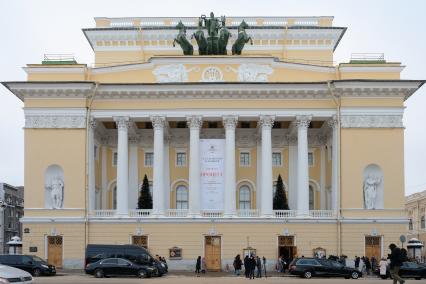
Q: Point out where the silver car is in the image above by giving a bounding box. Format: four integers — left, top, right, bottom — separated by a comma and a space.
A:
0, 265, 32, 284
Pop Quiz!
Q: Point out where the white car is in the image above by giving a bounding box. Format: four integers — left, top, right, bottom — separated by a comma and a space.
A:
0, 265, 32, 283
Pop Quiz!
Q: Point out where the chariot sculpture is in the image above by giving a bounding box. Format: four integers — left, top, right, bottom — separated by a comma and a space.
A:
173, 12, 253, 56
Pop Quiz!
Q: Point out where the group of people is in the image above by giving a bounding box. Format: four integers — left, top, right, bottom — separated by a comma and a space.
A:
354, 255, 377, 275
240, 254, 266, 279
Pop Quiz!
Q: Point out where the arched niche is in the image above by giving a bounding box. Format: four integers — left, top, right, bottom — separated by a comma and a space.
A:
363, 164, 384, 209
44, 164, 64, 209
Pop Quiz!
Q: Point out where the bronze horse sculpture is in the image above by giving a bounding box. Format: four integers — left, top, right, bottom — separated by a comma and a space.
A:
218, 16, 231, 55
232, 20, 253, 55
191, 19, 208, 55
173, 21, 194, 55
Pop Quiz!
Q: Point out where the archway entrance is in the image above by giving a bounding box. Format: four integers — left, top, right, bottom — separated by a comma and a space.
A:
278, 236, 296, 270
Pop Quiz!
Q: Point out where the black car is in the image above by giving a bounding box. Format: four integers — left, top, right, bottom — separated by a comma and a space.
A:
85, 257, 155, 278
0, 254, 56, 276
85, 244, 167, 276
375, 261, 426, 280
289, 257, 362, 279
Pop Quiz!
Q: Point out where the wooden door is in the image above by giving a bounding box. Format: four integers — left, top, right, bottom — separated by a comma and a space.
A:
47, 236, 63, 268
132, 235, 148, 249
365, 236, 381, 259
205, 236, 221, 271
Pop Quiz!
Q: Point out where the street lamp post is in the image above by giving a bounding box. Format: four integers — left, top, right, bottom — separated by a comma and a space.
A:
0, 199, 7, 254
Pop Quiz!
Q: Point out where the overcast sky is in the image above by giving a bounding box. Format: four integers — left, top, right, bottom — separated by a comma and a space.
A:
1, 0, 425, 195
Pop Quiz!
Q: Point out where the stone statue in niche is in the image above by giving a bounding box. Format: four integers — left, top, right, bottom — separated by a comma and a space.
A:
46, 177, 64, 209
363, 174, 382, 209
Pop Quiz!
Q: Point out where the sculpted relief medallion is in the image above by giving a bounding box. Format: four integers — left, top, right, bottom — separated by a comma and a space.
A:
226, 64, 273, 82
152, 64, 199, 83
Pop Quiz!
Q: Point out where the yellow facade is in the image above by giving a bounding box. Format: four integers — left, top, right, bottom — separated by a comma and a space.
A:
3, 15, 424, 270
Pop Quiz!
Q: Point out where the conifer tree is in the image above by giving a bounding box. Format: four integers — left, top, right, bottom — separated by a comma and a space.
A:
138, 174, 153, 209
273, 174, 289, 210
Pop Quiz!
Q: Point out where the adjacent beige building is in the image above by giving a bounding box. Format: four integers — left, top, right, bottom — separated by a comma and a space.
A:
2, 15, 425, 270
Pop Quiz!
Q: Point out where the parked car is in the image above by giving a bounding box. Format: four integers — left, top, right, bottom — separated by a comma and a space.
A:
85, 257, 155, 278
0, 264, 33, 283
375, 261, 426, 280
0, 255, 56, 277
85, 244, 167, 276
289, 257, 362, 279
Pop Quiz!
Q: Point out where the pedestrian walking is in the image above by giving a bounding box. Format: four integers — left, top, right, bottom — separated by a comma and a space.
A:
365, 256, 371, 275
256, 256, 262, 278
244, 255, 249, 278
195, 256, 201, 276
262, 256, 267, 278
388, 243, 405, 284
371, 256, 377, 271
379, 257, 388, 279
233, 254, 242, 276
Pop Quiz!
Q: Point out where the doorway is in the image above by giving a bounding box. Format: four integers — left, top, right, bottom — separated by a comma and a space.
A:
204, 236, 221, 271
365, 236, 382, 259
278, 236, 296, 270
47, 236, 63, 268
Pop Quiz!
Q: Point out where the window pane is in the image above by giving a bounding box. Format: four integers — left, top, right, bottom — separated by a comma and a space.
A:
176, 152, 186, 166
145, 152, 153, 166
309, 186, 314, 210
308, 152, 314, 166
240, 152, 250, 166
239, 186, 251, 209
176, 186, 188, 209
272, 152, 281, 166
113, 152, 118, 166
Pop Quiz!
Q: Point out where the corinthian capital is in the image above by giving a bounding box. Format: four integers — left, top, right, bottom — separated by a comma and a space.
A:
150, 116, 166, 130
295, 115, 312, 129
223, 115, 238, 130
89, 117, 97, 130
113, 116, 130, 130
186, 115, 203, 129
259, 115, 275, 129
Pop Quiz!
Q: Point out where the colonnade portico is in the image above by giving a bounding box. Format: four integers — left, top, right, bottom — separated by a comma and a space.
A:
88, 114, 339, 218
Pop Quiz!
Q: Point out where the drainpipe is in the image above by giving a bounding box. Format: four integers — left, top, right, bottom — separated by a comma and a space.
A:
85, 82, 99, 252
327, 81, 342, 256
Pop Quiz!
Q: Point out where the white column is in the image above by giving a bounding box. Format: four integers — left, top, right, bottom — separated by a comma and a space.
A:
88, 118, 96, 212
187, 116, 202, 216
256, 136, 262, 211
320, 142, 326, 210
151, 116, 166, 216
223, 116, 238, 216
128, 136, 139, 210
328, 116, 339, 211
259, 115, 274, 217
296, 115, 311, 216
101, 142, 108, 209
288, 137, 298, 210
114, 116, 130, 215
164, 136, 171, 210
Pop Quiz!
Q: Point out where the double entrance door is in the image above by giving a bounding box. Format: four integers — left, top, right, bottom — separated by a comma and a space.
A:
47, 236, 63, 268
205, 236, 221, 271
365, 236, 382, 259
278, 236, 297, 269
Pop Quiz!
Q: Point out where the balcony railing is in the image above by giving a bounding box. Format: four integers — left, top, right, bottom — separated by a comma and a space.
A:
91, 210, 116, 217
201, 210, 224, 218
237, 209, 260, 217
309, 210, 336, 218
129, 209, 152, 217
274, 210, 297, 218
166, 209, 189, 217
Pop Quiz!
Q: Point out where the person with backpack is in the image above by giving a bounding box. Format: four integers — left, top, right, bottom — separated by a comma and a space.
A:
388, 243, 405, 284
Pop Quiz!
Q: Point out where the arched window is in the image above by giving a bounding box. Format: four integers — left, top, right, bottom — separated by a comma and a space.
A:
112, 186, 117, 209
309, 185, 314, 210
421, 216, 425, 229
176, 185, 188, 209
239, 185, 251, 209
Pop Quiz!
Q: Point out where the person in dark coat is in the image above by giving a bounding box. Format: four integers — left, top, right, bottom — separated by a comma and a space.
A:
256, 256, 262, 278
233, 254, 242, 276
262, 256, 267, 278
195, 256, 201, 275
249, 255, 256, 279
365, 257, 371, 275
354, 256, 360, 271
244, 255, 250, 278
388, 243, 405, 284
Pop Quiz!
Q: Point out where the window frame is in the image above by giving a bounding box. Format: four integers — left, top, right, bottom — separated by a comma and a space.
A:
112, 150, 118, 167
176, 185, 189, 210
308, 150, 315, 167
144, 151, 154, 167
175, 150, 187, 167
272, 150, 282, 167
239, 150, 251, 167
239, 185, 251, 210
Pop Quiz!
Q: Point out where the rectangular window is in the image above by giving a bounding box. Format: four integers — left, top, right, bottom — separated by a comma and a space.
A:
144, 152, 153, 167
112, 151, 118, 167
176, 152, 186, 167
240, 152, 250, 167
272, 152, 282, 167
308, 151, 314, 167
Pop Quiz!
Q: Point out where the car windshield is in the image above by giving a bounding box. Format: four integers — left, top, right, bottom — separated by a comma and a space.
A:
31, 256, 47, 264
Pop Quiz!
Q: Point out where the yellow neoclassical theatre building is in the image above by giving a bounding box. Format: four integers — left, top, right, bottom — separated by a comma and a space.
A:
2, 15, 424, 270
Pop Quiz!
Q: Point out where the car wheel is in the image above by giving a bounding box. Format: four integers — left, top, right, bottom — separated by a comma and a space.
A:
351, 271, 359, 279
94, 268, 104, 278
32, 268, 42, 277
137, 270, 147, 278
303, 270, 313, 279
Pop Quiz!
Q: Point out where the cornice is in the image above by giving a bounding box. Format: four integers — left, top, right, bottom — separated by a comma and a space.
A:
339, 66, 405, 73
340, 115, 403, 128
23, 67, 86, 74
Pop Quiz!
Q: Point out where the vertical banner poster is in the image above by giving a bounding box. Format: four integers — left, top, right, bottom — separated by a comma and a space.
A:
200, 139, 225, 210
